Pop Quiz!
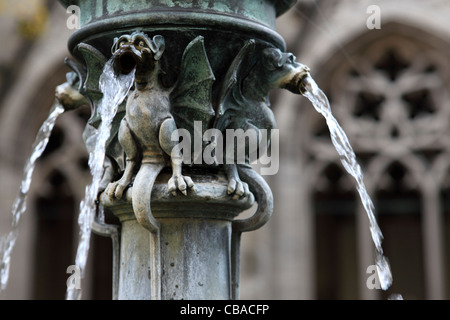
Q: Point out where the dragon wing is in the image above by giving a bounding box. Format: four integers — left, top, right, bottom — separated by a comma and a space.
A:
64, 57, 87, 95
213, 39, 256, 131
170, 36, 216, 147
76, 43, 108, 129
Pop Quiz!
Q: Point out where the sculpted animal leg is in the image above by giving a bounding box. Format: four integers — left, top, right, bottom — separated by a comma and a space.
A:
225, 163, 250, 200
224, 120, 261, 200
159, 117, 194, 196
99, 156, 117, 194
105, 118, 138, 200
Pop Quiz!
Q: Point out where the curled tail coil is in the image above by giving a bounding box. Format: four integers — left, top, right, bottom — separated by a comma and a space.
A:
131, 162, 165, 300
132, 163, 165, 232
231, 165, 273, 299
233, 165, 273, 233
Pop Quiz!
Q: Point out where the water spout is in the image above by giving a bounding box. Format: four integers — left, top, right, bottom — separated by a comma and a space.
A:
113, 46, 143, 75
300, 74, 394, 292
0, 101, 65, 291
111, 32, 164, 85
66, 59, 135, 300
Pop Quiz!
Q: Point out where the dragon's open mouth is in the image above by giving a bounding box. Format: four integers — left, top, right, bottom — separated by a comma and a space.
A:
117, 51, 137, 74
113, 45, 143, 75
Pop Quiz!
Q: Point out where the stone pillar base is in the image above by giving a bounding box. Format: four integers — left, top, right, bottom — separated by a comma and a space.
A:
100, 167, 254, 300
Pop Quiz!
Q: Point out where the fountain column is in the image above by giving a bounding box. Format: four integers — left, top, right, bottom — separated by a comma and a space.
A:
100, 169, 255, 300
58, 0, 304, 300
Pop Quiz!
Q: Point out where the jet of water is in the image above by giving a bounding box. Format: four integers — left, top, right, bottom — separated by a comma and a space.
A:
301, 75, 393, 291
0, 101, 65, 291
66, 59, 135, 300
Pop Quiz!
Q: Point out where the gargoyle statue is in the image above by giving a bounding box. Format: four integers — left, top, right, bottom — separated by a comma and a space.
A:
104, 32, 215, 230
214, 40, 310, 198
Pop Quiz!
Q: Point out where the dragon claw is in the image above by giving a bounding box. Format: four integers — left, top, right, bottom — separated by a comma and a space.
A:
168, 175, 195, 196
105, 181, 127, 200
227, 178, 250, 200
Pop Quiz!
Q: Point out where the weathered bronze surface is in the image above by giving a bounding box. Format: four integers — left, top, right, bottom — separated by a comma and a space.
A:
60, 0, 296, 56
58, 0, 311, 300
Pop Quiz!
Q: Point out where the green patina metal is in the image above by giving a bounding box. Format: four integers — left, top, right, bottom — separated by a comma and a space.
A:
62, 0, 287, 27
57, 0, 311, 300
60, 0, 296, 57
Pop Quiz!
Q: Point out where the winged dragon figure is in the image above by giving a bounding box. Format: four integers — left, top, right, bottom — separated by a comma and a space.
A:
213, 40, 310, 199
64, 31, 310, 235
97, 32, 217, 231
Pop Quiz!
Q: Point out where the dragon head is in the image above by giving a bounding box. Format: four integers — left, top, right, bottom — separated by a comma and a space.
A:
111, 32, 165, 87
261, 47, 310, 94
